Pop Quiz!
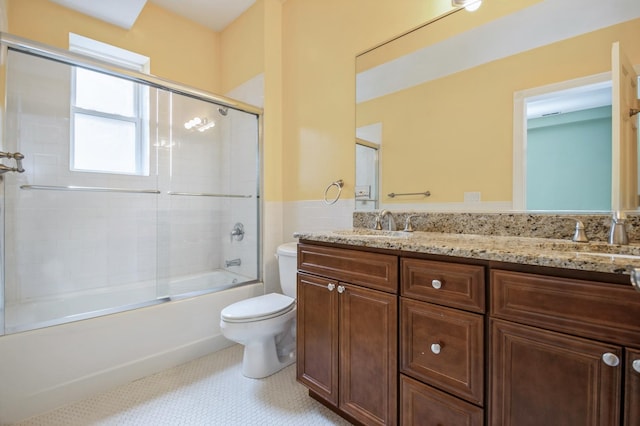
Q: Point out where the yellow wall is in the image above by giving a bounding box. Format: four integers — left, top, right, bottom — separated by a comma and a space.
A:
219, 0, 284, 202
262, 0, 284, 201
281, 0, 639, 203
7, 0, 631, 204
7, 0, 221, 93
356, 0, 542, 73
356, 18, 640, 203
220, 0, 264, 94
280, 0, 451, 201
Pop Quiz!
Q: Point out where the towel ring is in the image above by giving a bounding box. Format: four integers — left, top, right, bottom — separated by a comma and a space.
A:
324, 179, 344, 205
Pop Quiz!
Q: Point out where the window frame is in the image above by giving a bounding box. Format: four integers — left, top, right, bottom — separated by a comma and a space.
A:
68, 34, 150, 176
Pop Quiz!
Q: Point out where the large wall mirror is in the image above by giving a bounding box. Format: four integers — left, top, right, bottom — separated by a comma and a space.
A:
355, 0, 640, 212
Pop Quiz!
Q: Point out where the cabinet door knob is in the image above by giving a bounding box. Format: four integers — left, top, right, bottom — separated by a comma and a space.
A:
633, 359, 640, 374
430, 343, 442, 354
602, 352, 620, 367
431, 279, 442, 289
337, 285, 345, 294
327, 283, 335, 291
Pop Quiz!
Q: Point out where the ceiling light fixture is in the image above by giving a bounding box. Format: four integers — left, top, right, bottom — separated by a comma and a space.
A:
452, 0, 482, 12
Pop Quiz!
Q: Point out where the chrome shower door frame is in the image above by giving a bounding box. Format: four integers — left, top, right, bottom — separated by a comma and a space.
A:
0, 32, 264, 335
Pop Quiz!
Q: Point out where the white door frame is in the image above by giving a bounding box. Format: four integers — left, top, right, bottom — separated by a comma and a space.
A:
512, 72, 612, 210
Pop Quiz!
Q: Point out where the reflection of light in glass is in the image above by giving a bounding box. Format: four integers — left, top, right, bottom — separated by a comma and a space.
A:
183, 116, 216, 132
184, 117, 202, 129
153, 138, 175, 149
451, 0, 482, 12
465, 1, 482, 11
197, 121, 216, 132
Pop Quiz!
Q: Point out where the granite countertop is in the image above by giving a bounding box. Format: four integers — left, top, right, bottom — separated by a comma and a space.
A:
293, 229, 640, 276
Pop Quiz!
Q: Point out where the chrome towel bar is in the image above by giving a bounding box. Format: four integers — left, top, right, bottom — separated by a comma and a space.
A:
168, 191, 253, 198
19, 186, 255, 198
387, 190, 431, 198
324, 179, 344, 205
20, 185, 161, 194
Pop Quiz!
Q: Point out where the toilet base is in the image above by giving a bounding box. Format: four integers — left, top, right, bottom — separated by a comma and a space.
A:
241, 334, 296, 379
220, 300, 297, 379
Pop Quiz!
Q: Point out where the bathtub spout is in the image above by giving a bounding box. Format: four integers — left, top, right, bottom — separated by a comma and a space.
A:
225, 258, 241, 267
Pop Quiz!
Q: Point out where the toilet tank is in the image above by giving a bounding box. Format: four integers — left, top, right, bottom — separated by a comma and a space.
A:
276, 242, 298, 298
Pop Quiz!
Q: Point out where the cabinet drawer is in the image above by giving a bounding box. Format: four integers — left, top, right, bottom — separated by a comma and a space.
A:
402, 258, 485, 313
491, 269, 640, 346
298, 243, 398, 293
400, 374, 483, 426
400, 298, 484, 405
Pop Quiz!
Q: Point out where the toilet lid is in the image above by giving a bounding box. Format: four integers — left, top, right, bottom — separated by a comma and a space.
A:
221, 293, 295, 323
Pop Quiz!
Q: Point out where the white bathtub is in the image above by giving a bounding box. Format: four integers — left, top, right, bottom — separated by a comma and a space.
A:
0, 278, 264, 424
4, 270, 255, 334
167, 270, 255, 298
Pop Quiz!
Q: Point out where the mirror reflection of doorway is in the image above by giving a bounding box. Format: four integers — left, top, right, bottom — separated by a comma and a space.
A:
355, 122, 381, 211
355, 140, 379, 211
526, 81, 613, 211
514, 71, 640, 211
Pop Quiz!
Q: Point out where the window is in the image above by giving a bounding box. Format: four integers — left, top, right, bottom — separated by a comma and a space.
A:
69, 34, 150, 175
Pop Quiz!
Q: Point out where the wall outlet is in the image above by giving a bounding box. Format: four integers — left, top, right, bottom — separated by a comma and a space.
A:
464, 191, 481, 202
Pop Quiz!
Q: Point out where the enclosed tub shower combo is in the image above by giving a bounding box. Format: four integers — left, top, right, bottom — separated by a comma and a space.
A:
0, 33, 262, 336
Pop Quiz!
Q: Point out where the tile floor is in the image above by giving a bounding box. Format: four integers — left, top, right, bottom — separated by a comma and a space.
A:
15, 345, 352, 425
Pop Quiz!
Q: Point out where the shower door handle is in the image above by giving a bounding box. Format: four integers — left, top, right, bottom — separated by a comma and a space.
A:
0, 151, 25, 174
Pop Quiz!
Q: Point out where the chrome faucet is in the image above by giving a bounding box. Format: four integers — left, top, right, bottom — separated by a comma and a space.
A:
609, 211, 629, 245
403, 215, 417, 232
571, 219, 588, 242
374, 210, 396, 231
225, 258, 242, 267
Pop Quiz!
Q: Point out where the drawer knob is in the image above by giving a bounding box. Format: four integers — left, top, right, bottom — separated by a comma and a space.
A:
633, 359, 640, 374
431, 279, 442, 289
602, 352, 620, 367
337, 285, 345, 294
430, 343, 442, 354
327, 283, 335, 291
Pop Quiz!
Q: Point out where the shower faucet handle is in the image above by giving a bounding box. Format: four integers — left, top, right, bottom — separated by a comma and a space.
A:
230, 222, 245, 242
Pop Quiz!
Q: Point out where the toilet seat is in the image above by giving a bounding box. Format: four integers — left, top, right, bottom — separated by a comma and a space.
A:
221, 293, 295, 323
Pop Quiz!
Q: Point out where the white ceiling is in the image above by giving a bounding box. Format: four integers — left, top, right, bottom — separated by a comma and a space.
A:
49, 0, 256, 31
149, 0, 256, 31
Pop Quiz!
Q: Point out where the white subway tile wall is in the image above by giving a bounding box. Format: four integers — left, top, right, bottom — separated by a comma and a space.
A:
3, 50, 259, 330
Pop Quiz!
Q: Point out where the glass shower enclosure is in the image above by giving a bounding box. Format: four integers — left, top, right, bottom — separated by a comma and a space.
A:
0, 34, 262, 334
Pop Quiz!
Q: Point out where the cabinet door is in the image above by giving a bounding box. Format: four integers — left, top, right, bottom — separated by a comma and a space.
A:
490, 319, 621, 426
625, 348, 640, 426
296, 272, 339, 405
340, 283, 398, 425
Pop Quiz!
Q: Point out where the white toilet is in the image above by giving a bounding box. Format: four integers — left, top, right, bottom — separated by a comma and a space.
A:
220, 242, 298, 378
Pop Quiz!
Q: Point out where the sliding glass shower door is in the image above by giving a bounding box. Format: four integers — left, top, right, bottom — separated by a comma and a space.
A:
1, 41, 260, 334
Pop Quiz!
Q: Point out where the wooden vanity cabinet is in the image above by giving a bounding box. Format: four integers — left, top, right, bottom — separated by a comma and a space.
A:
399, 257, 486, 425
625, 348, 640, 425
490, 269, 640, 426
296, 240, 640, 426
296, 243, 398, 426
